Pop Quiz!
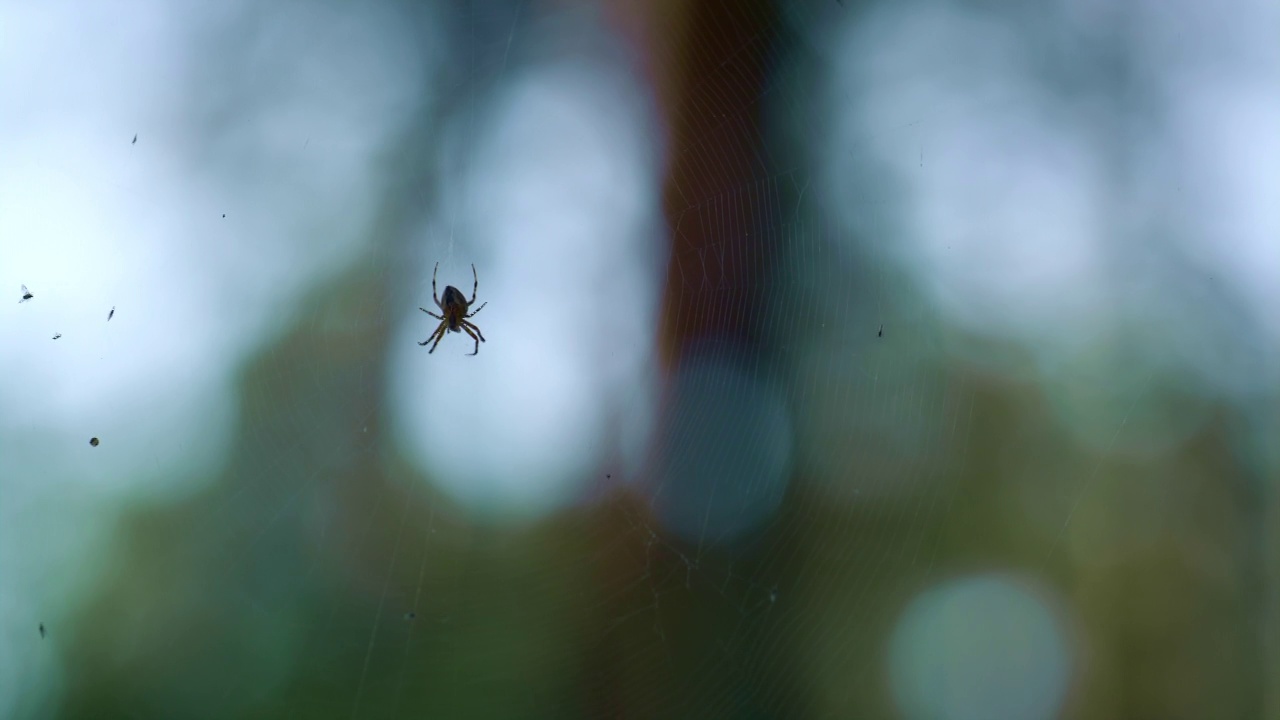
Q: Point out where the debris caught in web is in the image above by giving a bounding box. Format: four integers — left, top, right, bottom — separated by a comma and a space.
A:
132, 134, 137, 145
20, 285, 33, 303
39, 623, 46, 638
89, 437, 100, 447
877, 324, 883, 338
52, 333, 62, 340
107, 306, 115, 322
404, 612, 416, 621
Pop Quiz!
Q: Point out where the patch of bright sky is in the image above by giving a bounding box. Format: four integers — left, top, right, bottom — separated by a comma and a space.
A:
0, 0, 429, 495
820, 0, 1278, 446
392, 32, 663, 521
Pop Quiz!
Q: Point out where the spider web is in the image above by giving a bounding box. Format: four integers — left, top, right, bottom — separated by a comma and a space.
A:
2, 1, 1277, 719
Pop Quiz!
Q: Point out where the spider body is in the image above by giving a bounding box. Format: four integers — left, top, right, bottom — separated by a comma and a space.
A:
419, 263, 487, 355
440, 286, 469, 331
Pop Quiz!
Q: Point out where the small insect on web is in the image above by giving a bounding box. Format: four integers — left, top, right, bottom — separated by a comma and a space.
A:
418, 262, 488, 356
107, 306, 115, 321
19, 285, 33, 303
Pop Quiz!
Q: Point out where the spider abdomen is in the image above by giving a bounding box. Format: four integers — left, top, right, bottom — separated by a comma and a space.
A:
441, 286, 467, 309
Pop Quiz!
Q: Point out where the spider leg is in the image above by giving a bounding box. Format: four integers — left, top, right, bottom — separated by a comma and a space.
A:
417, 323, 440, 347
419, 307, 444, 320
427, 324, 448, 353
461, 320, 485, 343
464, 301, 487, 318
468, 264, 479, 305
418, 320, 448, 353
460, 323, 483, 356
432, 262, 443, 310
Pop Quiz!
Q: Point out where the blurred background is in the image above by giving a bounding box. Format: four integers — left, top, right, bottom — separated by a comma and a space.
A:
2, 0, 1277, 718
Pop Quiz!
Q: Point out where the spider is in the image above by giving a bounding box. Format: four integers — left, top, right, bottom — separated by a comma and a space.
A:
419, 262, 487, 355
